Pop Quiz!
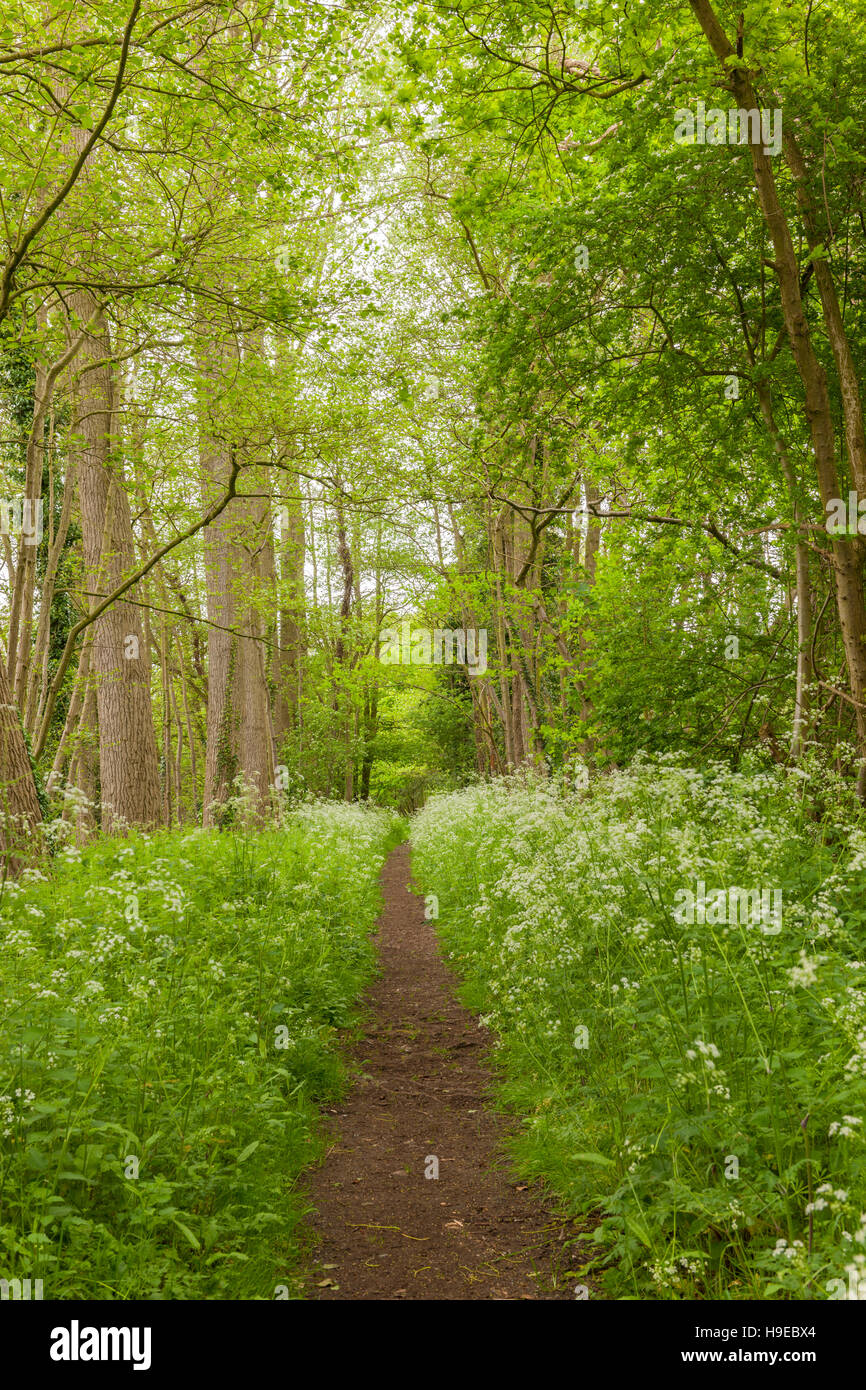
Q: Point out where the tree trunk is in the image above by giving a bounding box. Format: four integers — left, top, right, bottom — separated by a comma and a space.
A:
0, 653, 41, 866
274, 481, 305, 743
755, 384, 813, 758
68, 290, 161, 831
198, 339, 275, 825
46, 630, 93, 796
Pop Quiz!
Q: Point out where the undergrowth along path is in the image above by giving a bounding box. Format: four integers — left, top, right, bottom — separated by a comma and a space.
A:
303, 842, 597, 1300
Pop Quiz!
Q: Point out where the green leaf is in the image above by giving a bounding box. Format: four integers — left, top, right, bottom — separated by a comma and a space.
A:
173, 1219, 201, 1250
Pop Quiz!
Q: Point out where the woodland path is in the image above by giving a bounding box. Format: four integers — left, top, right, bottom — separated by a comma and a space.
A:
302, 842, 597, 1301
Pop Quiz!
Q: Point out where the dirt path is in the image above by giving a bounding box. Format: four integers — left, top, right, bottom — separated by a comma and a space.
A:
302, 842, 597, 1301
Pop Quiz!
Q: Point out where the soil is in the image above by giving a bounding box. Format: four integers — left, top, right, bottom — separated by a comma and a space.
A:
302, 842, 599, 1301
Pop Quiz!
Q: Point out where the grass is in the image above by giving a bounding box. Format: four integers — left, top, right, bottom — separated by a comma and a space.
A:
0, 801, 402, 1299
410, 755, 866, 1300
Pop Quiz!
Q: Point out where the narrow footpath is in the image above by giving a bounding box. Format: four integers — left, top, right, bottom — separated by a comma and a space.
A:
302, 842, 597, 1300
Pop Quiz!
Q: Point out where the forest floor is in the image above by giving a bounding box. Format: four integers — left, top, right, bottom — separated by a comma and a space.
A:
302, 842, 598, 1300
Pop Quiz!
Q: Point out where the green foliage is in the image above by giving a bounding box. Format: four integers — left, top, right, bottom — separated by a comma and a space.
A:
0, 803, 398, 1299
577, 532, 792, 765
412, 762, 866, 1299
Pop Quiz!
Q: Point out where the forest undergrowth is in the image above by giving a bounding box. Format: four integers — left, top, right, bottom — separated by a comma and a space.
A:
0, 800, 401, 1299
411, 757, 866, 1300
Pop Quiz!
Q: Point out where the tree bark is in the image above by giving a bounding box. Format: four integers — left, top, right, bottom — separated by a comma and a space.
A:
198, 337, 275, 825
274, 480, 305, 743
0, 652, 41, 866
68, 290, 161, 831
